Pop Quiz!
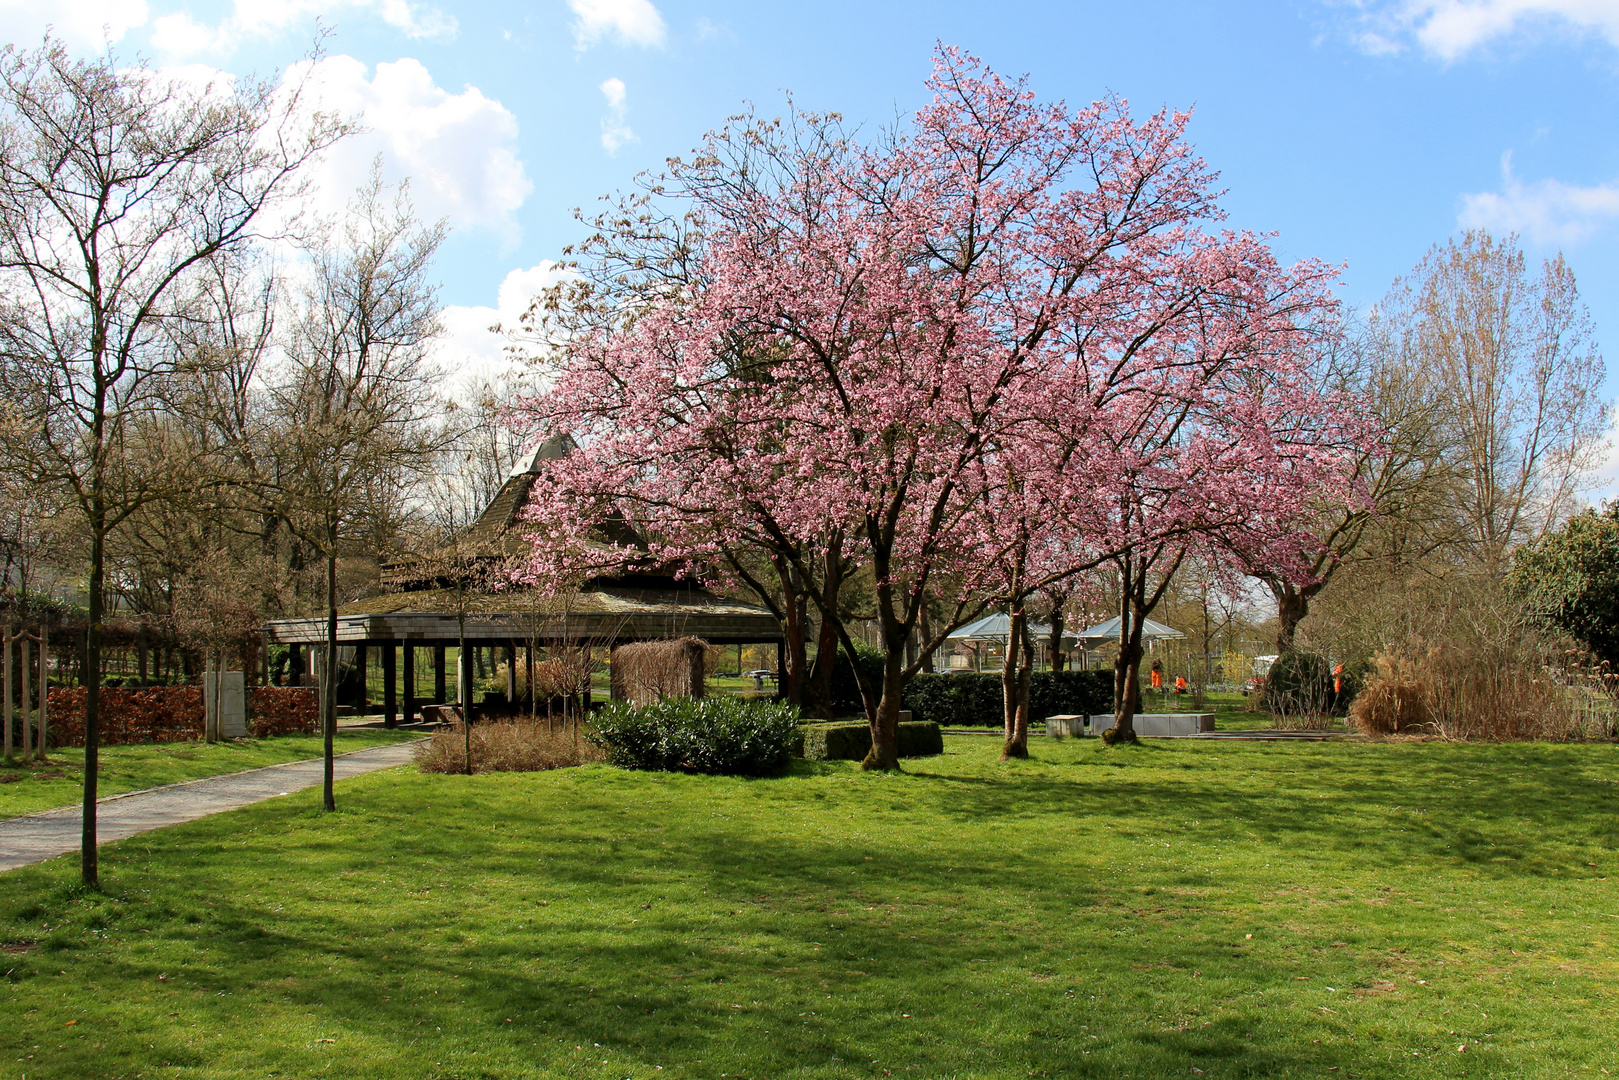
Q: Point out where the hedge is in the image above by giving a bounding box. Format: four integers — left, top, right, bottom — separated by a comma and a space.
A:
900, 669, 1112, 728
44, 685, 318, 746
795, 721, 944, 761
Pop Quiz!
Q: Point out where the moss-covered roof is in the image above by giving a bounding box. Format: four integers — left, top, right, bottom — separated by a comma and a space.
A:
338, 584, 771, 619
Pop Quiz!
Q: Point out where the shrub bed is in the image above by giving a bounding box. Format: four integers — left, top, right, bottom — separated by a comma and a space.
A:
795, 721, 945, 760
590, 697, 801, 776
900, 670, 1112, 728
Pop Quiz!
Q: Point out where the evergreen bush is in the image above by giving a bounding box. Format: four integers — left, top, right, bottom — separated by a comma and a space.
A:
589, 697, 801, 776
795, 720, 944, 760
1264, 651, 1333, 715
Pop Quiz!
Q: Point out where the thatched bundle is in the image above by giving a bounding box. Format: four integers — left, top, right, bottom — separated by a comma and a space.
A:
611, 637, 710, 706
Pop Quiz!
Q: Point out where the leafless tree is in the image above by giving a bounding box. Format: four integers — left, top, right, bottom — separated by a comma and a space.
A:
0, 40, 345, 886
265, 166, 450, 810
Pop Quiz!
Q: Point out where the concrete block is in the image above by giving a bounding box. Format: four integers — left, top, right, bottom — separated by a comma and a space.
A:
1088, 712, 1215, 737
1045, 714, 1085, 738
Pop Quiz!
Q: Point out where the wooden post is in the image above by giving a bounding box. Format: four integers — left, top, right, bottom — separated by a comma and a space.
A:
504, 644, 516, 711
20, 635, 31, 760
383, 644, 398, 729
402, 644, 416, 724
525, 645, 535, 717
288, 643, 303, 687
37, 623, 47, 756
433, 645, 447, 704
355, 645, 369, 709
3, 624, 11, 760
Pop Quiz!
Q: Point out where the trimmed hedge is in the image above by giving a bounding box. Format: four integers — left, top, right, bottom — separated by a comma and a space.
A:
589, 697, 801, 776
795, 720, 945, 761
900, 670, 1112, 728
46, 685, 320, 745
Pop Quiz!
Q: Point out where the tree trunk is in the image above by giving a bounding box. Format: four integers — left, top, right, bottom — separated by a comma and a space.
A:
861, 650, 906, 771
1276, 584, 1309, 653
1106, 583, 1145, 746
323, 550, 338, 812
919, 604, 935, 674
1001, 608, 1030, 760
81, 511, 105, 887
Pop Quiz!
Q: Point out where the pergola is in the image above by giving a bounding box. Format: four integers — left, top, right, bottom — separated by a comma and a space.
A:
263, 438, 785, 724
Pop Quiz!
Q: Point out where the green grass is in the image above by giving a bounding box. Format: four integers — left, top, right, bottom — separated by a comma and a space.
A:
0, 730, 423, 819
2, 736, 1616, 1078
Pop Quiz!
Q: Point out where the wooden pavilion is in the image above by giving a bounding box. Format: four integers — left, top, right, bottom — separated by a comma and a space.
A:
262, 438, 784, 724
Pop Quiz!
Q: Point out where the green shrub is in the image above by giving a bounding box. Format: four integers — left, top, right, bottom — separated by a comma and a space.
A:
589, 697, 801, 776
825, 642, 887, 712
1264, 651, 1332, 715
900, 669, 1112, 727
795, 720, 944, 760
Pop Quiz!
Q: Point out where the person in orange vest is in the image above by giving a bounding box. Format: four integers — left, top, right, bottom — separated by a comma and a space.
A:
1150, 660, 1163, 693
1173, 674, 1187, 695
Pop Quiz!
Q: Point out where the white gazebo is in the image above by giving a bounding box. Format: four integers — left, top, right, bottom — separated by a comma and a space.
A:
945, 614, 1079, 672
1072, 616, 1185, 671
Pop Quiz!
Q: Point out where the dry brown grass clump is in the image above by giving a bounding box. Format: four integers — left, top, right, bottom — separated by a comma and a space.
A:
414, 719, 606, 774
1349, 654, 1432, 735
1350, 644, 1584, 741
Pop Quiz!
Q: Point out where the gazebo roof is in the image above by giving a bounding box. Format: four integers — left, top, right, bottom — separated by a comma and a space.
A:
1074, 616, 1185, 643
267, 434, 785, 647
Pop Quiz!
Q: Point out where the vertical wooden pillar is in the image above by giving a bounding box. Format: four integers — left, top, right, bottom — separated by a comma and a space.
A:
504, 644, 516, 710
383, 644, 398, 729
402, 644, 416, 724
776, 640, 786, 688
524, 646, 534, 714
19, 636, 31, 760
433, 645, 447, 703
3, 625, 12, 759
288, 643, 303, 687
38, 624, 47, 756
355, 645, 369, 709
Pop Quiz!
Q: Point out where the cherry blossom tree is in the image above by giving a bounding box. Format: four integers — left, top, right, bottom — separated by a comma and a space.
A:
513, 46, 1356, 768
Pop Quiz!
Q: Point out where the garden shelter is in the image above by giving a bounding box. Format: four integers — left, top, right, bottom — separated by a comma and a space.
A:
262, 437, 785, 724
945, 614, 1079, 672
1072, 616, 1186, 672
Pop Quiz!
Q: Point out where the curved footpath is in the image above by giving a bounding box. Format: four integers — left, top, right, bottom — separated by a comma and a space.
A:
0, 741, 424, 872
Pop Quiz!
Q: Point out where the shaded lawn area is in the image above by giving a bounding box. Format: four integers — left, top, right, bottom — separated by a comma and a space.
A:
1, 736, 1616, 1079
0, 730, 425, 818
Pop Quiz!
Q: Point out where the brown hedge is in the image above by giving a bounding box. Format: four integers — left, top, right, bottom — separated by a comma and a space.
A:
44, 685, 318, 745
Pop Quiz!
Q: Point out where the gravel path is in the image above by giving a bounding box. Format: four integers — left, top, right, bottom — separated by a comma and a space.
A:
0, 741, 423, 872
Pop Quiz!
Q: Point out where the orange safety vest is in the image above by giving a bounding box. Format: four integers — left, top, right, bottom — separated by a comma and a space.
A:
1150, 669, 1162, 689
1174, 676, 1187, 693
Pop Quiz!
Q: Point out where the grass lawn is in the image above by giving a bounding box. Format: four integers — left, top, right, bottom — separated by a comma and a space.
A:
0, 730, 424, 819
1, 735, 1615, 1079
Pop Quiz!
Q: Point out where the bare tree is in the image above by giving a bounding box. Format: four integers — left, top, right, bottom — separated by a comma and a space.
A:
0, 40, 344, 886
1382, 231, 1606, 571
266, 166, 449, 811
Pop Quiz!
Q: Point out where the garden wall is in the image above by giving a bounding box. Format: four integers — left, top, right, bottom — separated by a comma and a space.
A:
44, 685, 318, 746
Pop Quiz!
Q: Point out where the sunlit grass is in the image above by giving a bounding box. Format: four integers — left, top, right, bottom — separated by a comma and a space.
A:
1, 735, 1615, 1078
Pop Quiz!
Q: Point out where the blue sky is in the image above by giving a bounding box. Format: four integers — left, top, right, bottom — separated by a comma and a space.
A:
9, 0, 1618, 410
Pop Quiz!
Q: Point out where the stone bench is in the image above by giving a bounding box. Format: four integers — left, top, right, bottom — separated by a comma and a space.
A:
1088, 712, 1215, 737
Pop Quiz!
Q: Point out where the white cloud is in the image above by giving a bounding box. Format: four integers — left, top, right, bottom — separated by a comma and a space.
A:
280, 55, 532, 243
438, 261, 572, 385
598, 76, 636, 154
1344, 0, 1619, 60
1460, 153, 1619, 244
0, 0, 455, 58
568, 0, 666, 49
0, 0, 151, 50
